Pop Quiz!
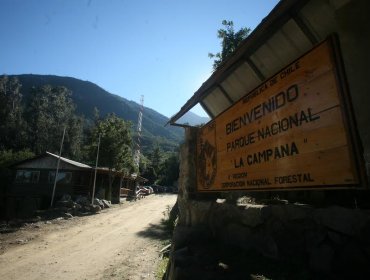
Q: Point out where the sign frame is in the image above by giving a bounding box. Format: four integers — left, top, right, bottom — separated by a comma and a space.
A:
196, 35, 367, 192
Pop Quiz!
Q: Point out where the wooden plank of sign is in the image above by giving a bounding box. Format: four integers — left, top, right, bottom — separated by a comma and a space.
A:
196, 39, 359, 192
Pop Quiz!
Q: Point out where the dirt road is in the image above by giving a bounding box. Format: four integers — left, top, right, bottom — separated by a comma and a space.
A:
0, 194, 177, 280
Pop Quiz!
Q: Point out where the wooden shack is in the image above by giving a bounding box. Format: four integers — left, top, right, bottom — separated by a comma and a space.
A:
10, 151, 93, 199
4, 152, 146, 218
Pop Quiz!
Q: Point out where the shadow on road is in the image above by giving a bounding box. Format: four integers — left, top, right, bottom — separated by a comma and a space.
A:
136, 219, 173, 241
136, 198, 178, 241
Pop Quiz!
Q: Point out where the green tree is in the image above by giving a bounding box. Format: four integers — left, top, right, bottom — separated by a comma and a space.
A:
150, 145, 162, 174
91, 114, 134, 200
64, 115, 84, 160
157, 152, 179, 186
140, 153, 157, 185
25, 85, 83, 157
141, 166, 157, 185
208, 20, 251, 70
0, 149, 35, 168
0, 149, 35, 195
0, 76, 27, 150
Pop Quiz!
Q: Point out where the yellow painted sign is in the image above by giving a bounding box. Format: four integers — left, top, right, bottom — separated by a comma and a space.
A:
197, 39, 360, 191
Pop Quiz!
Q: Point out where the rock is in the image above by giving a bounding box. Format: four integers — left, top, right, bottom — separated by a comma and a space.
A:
75, 196, 90, 206
93, 198, 104, 209
208, 203, 241, 237
218, 262, 229, 270
270, 220, 307, 259
91, 205, 101, 213
285, 204, 313, 220
60, 194, 72, 201
305, 227, 327, 252
354, 219, 370, 244
81, 205, 90, 212
313, 206, 369, 236
57, 206, 72, 213
173, 247, 196, 268
225, 223, 253, 251
309, 243, 334, 274
102, 200, 111, 208
236, 196, 253, 206
56, 194, 75, 208
241, 204, 264, 227
261, 204, 312, 223
174, 266, 203, 280
335, 240, 370, 278
74, 203, 82, 210
63, 213, 73, 219
327, 230, 348, 245
253, 231, 278, 259
172, 225, 211, 249
188, 200, 212, 226
25, 216, 42, 224
56, 200, 75, 208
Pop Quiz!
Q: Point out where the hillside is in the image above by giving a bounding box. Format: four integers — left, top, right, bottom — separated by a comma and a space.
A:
10, 74, 192, 153
177, 111, 210, 126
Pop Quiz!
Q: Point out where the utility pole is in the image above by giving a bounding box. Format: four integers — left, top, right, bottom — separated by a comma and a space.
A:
50, 127, 66, 208
134, 95, 144, 169
91, 134, 101, 204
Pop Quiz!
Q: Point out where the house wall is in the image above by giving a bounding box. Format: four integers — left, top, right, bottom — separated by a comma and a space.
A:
72, 170, 94, 196
10, 168, 94, 198
11, 168, 72, 197
4, 168, 93, 218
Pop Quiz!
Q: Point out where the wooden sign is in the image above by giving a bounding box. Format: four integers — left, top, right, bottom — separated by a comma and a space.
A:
197, 39, 361, 192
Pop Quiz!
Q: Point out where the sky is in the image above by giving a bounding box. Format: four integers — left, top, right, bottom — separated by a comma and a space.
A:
0, 0, 279, 118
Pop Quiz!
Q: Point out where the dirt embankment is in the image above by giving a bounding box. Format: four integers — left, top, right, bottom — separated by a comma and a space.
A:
0, 194, 177, 280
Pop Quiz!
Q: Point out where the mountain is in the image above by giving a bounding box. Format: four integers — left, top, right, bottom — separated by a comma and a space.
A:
10, 74, 188, 153
177, 111, 210, 126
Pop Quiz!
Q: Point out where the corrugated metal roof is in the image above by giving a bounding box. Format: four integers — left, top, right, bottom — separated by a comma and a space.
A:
46, 152, 92, 169
168, 0, 348, 126
13, 152, 147, 180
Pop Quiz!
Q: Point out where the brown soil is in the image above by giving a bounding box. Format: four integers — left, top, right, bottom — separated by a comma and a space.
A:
0, 194, 177, 280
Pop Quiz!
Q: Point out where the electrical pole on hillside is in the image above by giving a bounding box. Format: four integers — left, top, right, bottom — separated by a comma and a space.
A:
134, 95, 144, 169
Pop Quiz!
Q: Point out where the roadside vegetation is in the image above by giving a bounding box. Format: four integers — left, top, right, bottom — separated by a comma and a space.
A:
155, 203, 179, 279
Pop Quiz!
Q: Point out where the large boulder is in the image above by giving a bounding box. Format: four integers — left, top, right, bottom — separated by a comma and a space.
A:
241, 204, 264, 227
60, 194, 72, 202
102, 200, 111, 208
75, 196, 90, 206
313, 206, 369, 236
56, 199, 75, 208
93, 198, 104, 209
91, 205, 101, 213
